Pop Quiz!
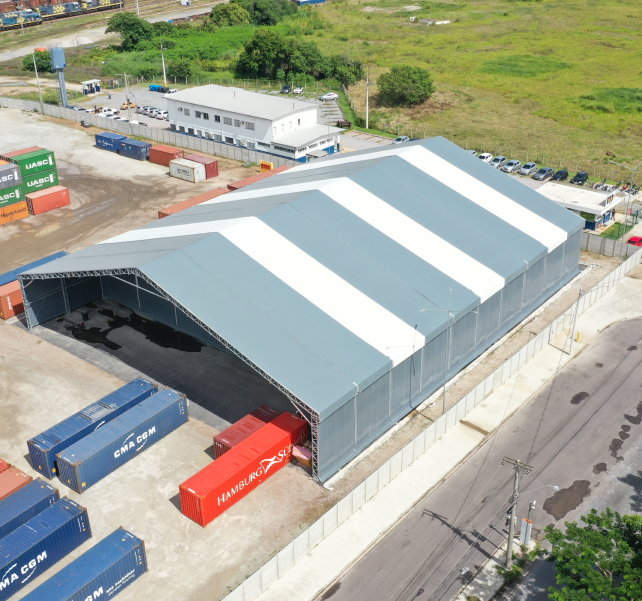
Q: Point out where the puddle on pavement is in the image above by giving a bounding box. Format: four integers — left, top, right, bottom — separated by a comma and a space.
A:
595, 363, 603, 368
593, 463, 607, 474
622, 425, 631, 432
571, 392, 589, 405
543, 480, 591, 520
624, 401, 642, 425
609, 439, 624, 461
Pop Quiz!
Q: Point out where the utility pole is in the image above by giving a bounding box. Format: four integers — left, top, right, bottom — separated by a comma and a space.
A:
32, 53, 44, 114
503, 457, 533, 569
117, 73, 133, 121
161, 44, 167, 86
569, 289, 582, 355
365, 72, 370, 130
135, 0, 139, 15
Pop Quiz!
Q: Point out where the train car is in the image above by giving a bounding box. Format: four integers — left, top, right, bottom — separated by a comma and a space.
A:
38, 1, 81, 19
0, 11, 41, 29
81, 0, 121, 12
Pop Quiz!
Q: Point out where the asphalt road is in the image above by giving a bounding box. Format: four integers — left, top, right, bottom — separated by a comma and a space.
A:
318, 318, 642, 601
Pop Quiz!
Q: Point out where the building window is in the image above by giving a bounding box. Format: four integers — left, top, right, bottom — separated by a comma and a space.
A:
203, 113, 209, 120
214, 134, 222, 142
170, 124, 176, 131
196, 130, 202, 137
273, 145, 294, 154
247, 142, 255, 150
258, 141, 270, 148
195, 111, 202, 118
214, 115, 221, 123
184, 109, 190, 116
309, 142, 318, 149
245, 122, 255, 131
224, 117, 232, 125
179, 126, 185, 132
188, 128, 194, 135
234, 119, 242, 127
225, 136, 234, 144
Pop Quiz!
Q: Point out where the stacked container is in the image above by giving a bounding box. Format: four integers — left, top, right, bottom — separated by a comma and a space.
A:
169, 158, 206, 183
0, 158, 25, 226
213, 404, 281, 458
150, 144, 184, 167
10, 149, 58, 195
0, 146, 43, 161
184, 154, 219, 179
158, 187, 229, 219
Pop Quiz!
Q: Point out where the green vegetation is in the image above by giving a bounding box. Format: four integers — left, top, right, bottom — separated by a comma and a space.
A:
22, 50, 51, 73
544, 509, 642, 601
377, 65, 434, 106
495, 543, 542, 586
105, 12, 155, 50
479, 55, 570, 78
600, 222, 634, 240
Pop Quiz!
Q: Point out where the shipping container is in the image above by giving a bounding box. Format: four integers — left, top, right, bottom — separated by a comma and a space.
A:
118, 140, 151, 161
184, 154, 219, 179
0, 146, 42, 162
149, 145, 184, 167
28, 378, 158, 480
158, 187, 229, 219
21, 527, 148, 601
26, 185, 70, 215
0, 460, 9, 475
0, 251, 68, 287
0, 184, 23, 210
169, 159, 206, 183
0, 479, 59, 540
0, 280, 22, 319
10, 149, 56, 176
226, 165, 291, 191
95, 132, 127, 153
0, 467, 32, 502
0, 201, 28, 226
180, 413, 308, 526
56, 389, 188, 493
0, 163, 22, 191
214, 415, 266, 459
251, 404, 281, 424
21, 168, 58, 194
0, 499, 91, 601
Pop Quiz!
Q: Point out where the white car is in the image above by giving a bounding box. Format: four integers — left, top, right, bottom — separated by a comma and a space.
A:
293, 86, 303, 95
479, 152, 493, 163
166, 89, 178, 95
319, 92, 339, 101
392, 135, 410, 145
156, 111, 168, 120
136, 105, 150, 114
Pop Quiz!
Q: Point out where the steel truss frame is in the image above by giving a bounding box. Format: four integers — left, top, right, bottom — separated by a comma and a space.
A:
20, 268, 322, 480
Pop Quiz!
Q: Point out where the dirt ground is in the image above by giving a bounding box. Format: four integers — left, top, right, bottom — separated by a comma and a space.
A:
0, 108, 259, 272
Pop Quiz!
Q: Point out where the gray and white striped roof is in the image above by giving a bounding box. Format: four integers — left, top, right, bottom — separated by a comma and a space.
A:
25, 138, 583, 419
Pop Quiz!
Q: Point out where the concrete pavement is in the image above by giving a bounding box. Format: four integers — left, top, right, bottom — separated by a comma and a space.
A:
247, 272, 642, 601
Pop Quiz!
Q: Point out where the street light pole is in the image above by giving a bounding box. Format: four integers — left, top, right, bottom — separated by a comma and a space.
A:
569, 289, 582, 356
161, 44, 167, 86
503, 457, 533, 569
32, 53, 44, 114
116, 73, 132, 121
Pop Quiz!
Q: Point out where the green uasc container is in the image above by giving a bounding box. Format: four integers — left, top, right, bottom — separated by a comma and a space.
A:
21, 169, 59, 194
11, 149, 56, 176
0, 184, 23, 209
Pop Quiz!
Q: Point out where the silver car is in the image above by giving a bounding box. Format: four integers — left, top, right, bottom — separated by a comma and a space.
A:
533, 167, 554, 181
502, 160, 522, 173
490, 156, 507, 169
519, 162, 538, 176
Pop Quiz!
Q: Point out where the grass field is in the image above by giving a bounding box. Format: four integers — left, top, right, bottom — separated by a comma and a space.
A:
600, 222, 634, 240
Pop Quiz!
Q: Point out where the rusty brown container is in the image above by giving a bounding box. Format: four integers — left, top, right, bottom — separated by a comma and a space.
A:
0, 146, 43, 162
0, 201, 29, 226
149, 145, 185, 168
26, 185, 71, 215
0, 280, 23, 319
184, 154, 219, 180
0, 467, 33, 502
227, 165, 291, 191
250, 404, 281, 424
158, 187, 229, 219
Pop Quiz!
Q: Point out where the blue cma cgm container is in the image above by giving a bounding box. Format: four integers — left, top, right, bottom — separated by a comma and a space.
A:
57, 389, 188, 494
0, 499, 91, 601
0, 479, 59, 540
0, 251, 68, 287
28, 378, 158, 480
22, 528, 148, 601
118, 140, 151, 161
95, 132, 128, 153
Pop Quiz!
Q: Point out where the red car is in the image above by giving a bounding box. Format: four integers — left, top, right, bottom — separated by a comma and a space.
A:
627, 236, 642, 247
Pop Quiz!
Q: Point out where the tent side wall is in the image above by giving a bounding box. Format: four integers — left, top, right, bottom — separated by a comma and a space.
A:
316, 231, 581, 481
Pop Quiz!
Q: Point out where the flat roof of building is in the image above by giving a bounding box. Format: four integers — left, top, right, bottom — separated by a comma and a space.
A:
537, 182, 624, 216
274, 124, 343, 149
166, 85, 316, 121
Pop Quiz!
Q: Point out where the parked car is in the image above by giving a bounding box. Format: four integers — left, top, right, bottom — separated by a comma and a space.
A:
135, 105, 149, 114
533, 167, 555, 181
571, 171, 589, 186
519, 162, 538, 176
319, 92, 339, 101
143, 107, 160, 116
129, 120, 147, 126
336, 119, 351, 128
121, 101, 136, 110
281, 85, 291, 94
156, 111, 169, 120
552, 169, 569, 181
479, 152, 493, 163
491, 155, 507, 169
627, 236, 642, 247
293, 86, 303, 95
69, 105, 86, 112
501, 159, 522, 173
392, 135, 410, 144
166, 89, 178, 95
468, 150, 478, 156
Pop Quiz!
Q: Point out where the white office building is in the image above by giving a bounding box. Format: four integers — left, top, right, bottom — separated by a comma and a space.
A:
166, 85, 343, 162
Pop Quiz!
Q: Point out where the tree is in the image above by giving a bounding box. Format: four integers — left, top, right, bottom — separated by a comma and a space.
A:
167, 58, 194, 82
22, 51, 51, 73
236, 29, 289, 78
545, 508, 642, 601
207, 2, 251, 26
152, 21, 175, 37
231, 0, 296, 26
329, 55, 363, 87
105, 13, 154, 51
377, 65, 434, 107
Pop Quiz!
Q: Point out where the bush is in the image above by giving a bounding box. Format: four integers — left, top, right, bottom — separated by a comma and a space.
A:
167, 58, 194, 81
106, 13, 154, 51
206, 3, 251, 27
377, 65, 435, 107
22, 51, 51, 73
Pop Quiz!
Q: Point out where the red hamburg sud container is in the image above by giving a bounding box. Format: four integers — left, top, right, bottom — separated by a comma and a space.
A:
180, 413, 308, 527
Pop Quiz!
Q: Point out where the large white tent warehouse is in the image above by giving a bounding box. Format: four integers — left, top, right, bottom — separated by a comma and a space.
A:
19, 138, 584, 482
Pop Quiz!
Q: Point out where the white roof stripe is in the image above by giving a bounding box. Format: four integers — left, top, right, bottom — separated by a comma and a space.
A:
320, 180, 504, 302
399, 146, 567, 251
221, 218, 423, 366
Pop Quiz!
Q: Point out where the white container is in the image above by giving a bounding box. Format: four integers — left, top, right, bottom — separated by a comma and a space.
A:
169, 159, 206, 183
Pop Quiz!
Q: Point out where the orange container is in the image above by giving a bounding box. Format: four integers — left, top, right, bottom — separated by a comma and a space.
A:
0, 201, 29, 226
227, 165, 291, 191
0, 458, 10, 474
0, 280, 23, 319
158, 187, 229, 219
26, 185, 71, 215
150, 145, 185, 167
0, 467, 32, 502
0, 146, 43, 162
